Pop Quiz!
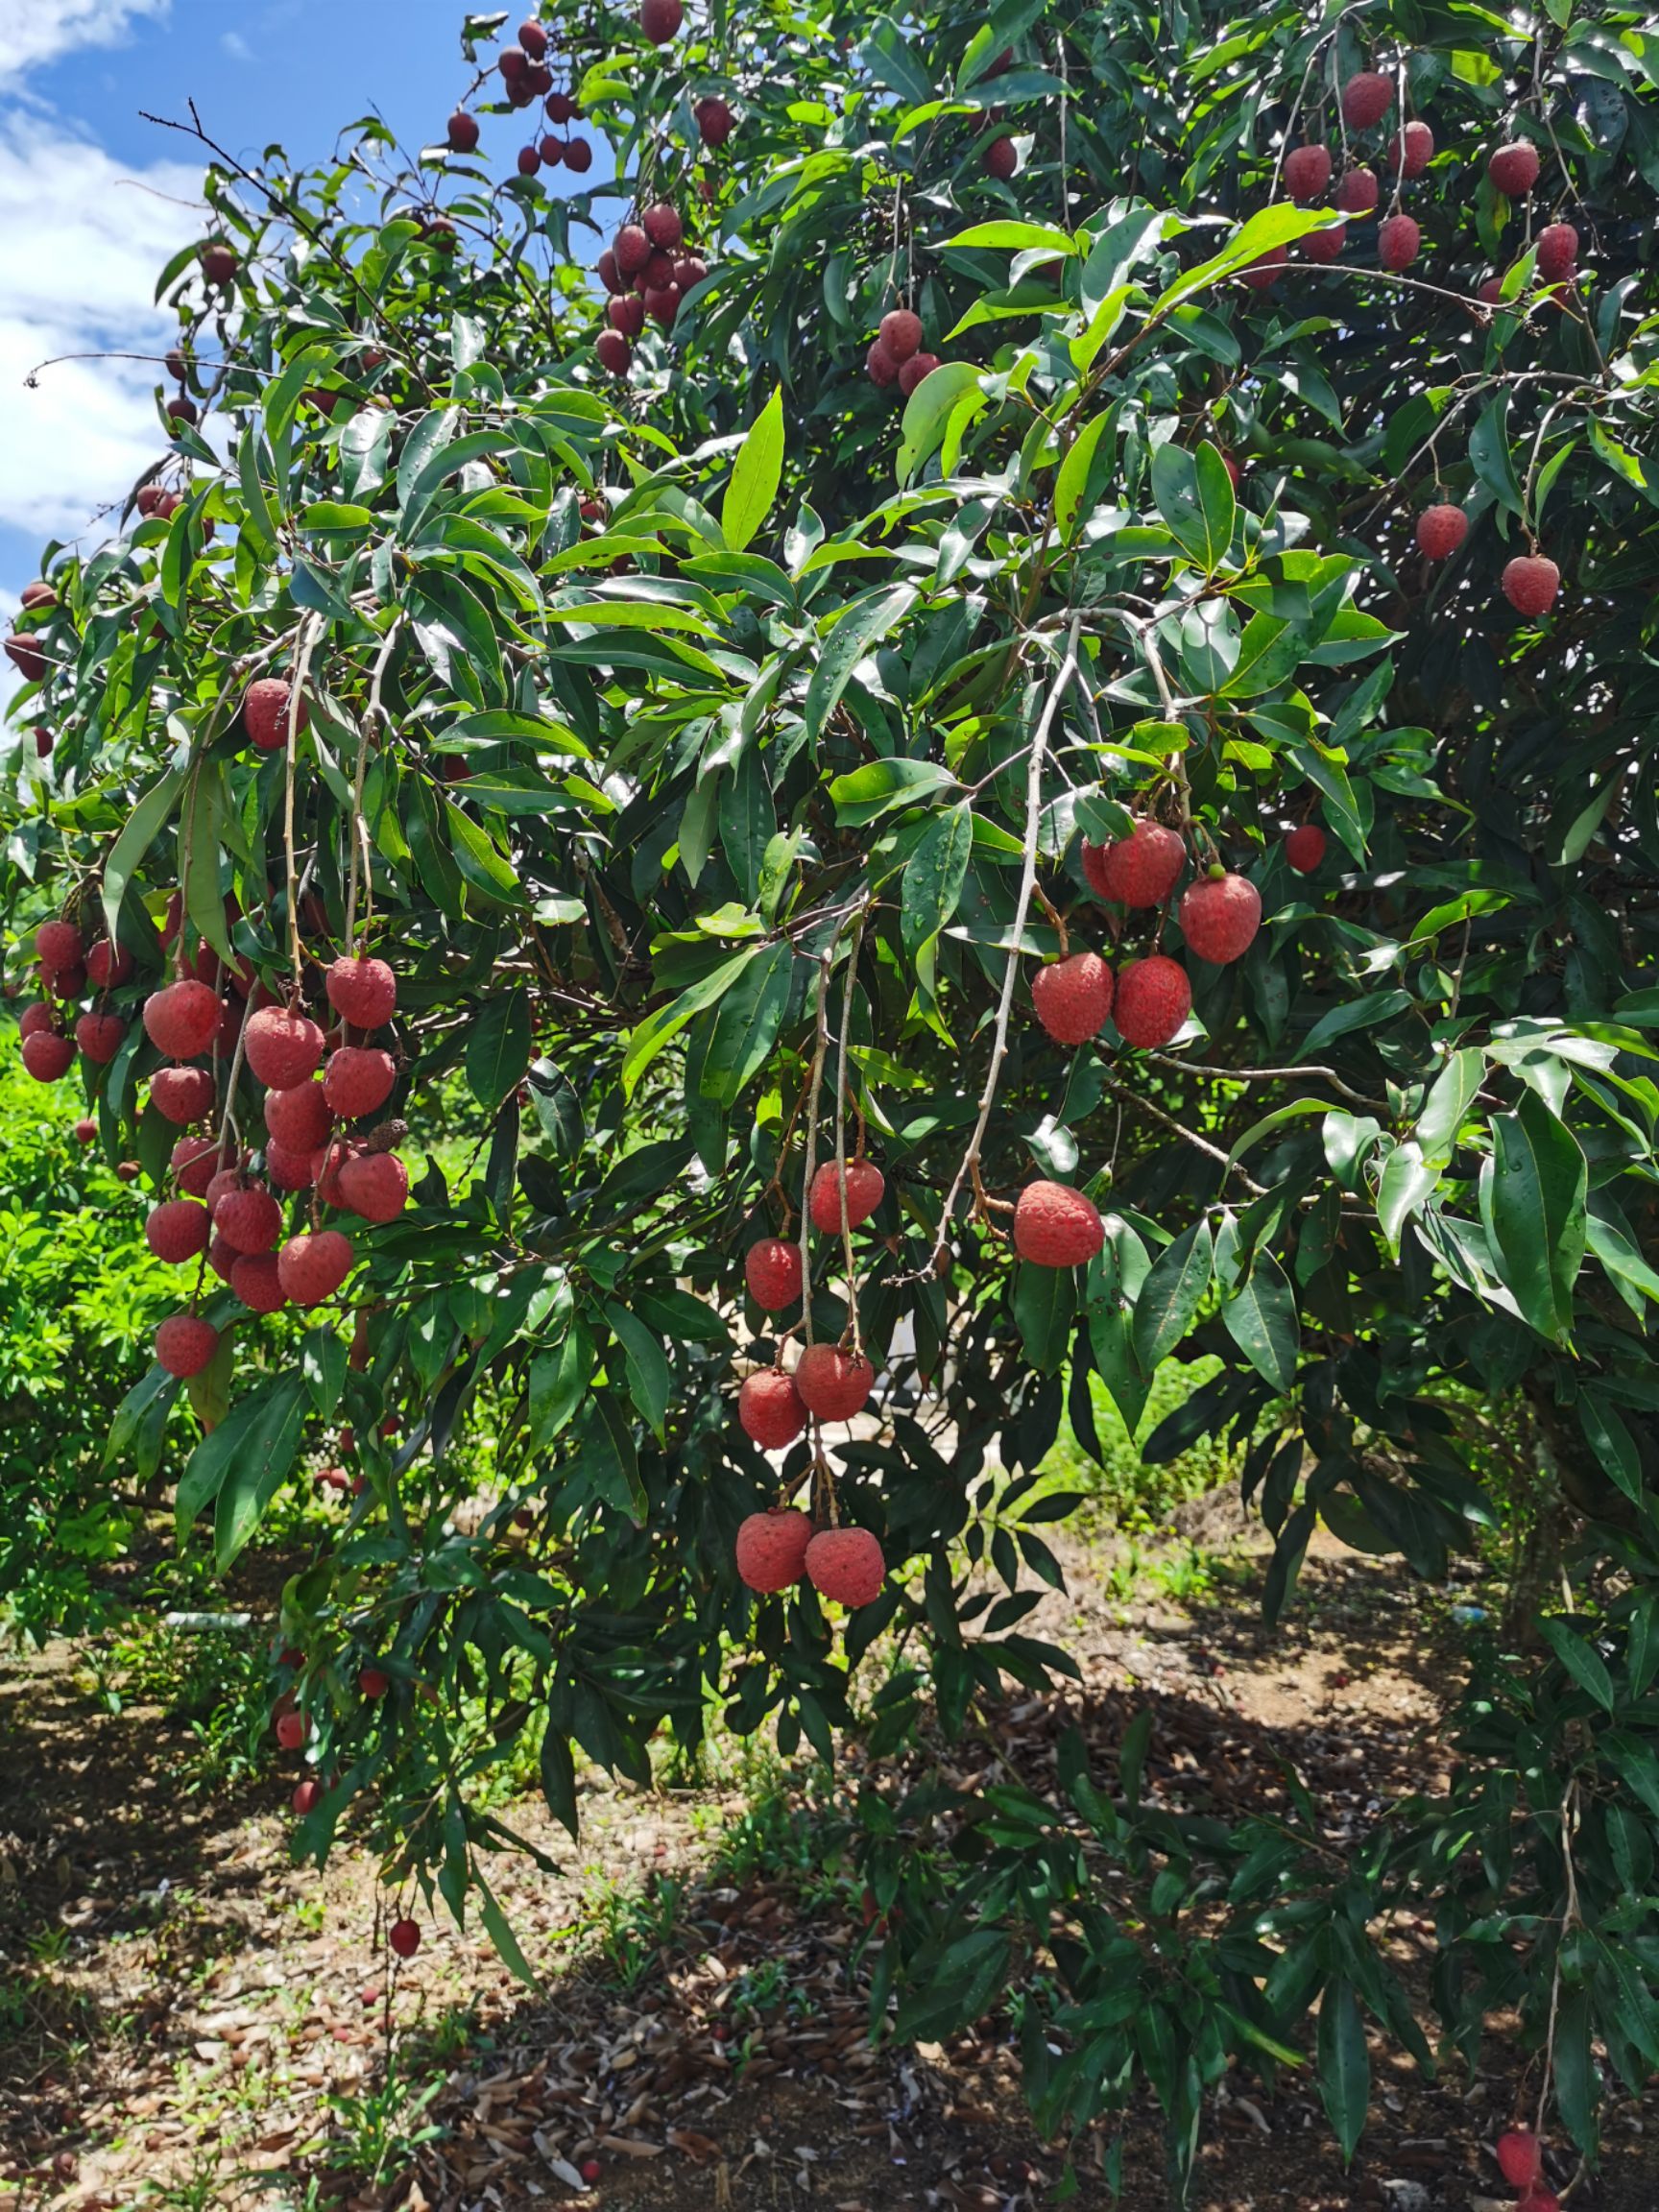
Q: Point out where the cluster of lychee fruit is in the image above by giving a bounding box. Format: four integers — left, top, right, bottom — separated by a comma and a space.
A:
447, 20, 593, 174
4, 577, 57, 688
735, 1507, 886, 1609
594, 201, 707, 373
1412, 493, 1561, 615
865, 307, 943, 398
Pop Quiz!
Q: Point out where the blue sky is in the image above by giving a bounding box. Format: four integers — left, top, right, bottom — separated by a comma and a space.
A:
1, 1, 606, 705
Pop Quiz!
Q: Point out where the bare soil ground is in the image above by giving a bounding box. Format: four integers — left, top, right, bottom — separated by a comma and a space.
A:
2, 1517, 1656, 2212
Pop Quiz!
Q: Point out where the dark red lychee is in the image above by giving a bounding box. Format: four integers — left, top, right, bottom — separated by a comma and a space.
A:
614, 224, 652, 275
276, 1709, 305, 1749
244, 678, 307, 754
215, 1182, 282, 1255
1503, 554, 1559, 616
4, 636, 45, 682
1240, 247, 1286, 290
793, 1343, 875, 1422
1114, 955, 1192, 1048
1488, 141, 1540, 197
156, 1312, 219, 1377
1340, 70, 1393, 129
596, 330, 632, 376
517, 145, 541, 176
246, 1005, 325, 1090
1378, 213, 1420, 271
1536, 223, 1577, 280
200, 242, 239, 285
292, 1779, 322, 1815
1497, 2132, 1544, 2190
75, 1011, 125, 1064
85, 937, 133, 988
325, 956, 397, 1030
878, 308, 922, 361
642, 202, 683, 250
19, 1002, 53, 1039
1013, 1181, 1104, 1268
564, 138, 592, 174
172, 1135, 221, 1195
519, 18, 548, 58
805, 1527, 885, 1607
21, 1030, 73, 1081
1081, 820, 1185, 907
266, 1079, 332, 1151
1284, 144, 1332, 202
1285, 825, 1328, 875
324, 1045, 396, 1119
735, 1508, 812, 1592
1386, 119, 1432, 178
546, 92, 577, 124
866, 338, 902, 388
744, 1238, 803, 1310
359, 1668, 390, 1698
898, 351, 940, 397
337, 1150, 408, 1223
36, 919, 83, 974
808, 1159, 885, 1233
265, 1141, 317, 1192
640, 0, 683, 38
1334, 167, 1379, 215
74, 1117, 97, 1143
146, 1198, 209, 1262
1179, 870, 1262, 964
390, 1917, 421, 1959
144, 979, 220, 1061
277, 1229, 354, 1309
231, 1252, 287, 1312
1031, 952, 1114, 1045
151, 1065, 217, 1123
983, 137, 1018, 180
1416, 502, 1468, 559
696, 96, 733, 147
739, 1370, 807, 1449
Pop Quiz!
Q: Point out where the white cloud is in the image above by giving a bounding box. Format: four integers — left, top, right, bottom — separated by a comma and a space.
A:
0, 117, 203, 550
0, 0, 170, 86
221, 30, 253, 61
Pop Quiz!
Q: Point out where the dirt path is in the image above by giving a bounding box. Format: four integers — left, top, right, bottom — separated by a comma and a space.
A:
3, 1522, 1656, 2212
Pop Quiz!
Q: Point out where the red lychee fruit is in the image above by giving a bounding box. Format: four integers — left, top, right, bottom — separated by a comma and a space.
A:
614, 224, 652, 275
878, 308, 923, 361
231, 1252, 287, 1312
146, 1198, 210, 1262
1488, 140, 1540, 196
866, 338, 902, 388
315, 1142, 359, 1210
744, 1238, 803, 1310
75, 1011, 125, 1064
446, 109, 479, 154
337, 1150, 408, 1223
36, 919, 84, 974
151, 1065, 217, 1124
640, 0, 683, 39
1081, 819, 1185, 907
74, 1117, 97, 1143
85, 937, 133, 988
1340, 70, 1393, 129
643, 282, 682, 326
214, 1182, 282, 1255
277, 1229, 353, 1309
546, 91, 577, 124
1114, 955, 1192, 1048
200, 242, 238, 285
389, 1917, 421, 1959
19, 1003, 53, 1039
1240, 247, 1286, 290
1503, 553, 1560, 616
266, 1079, 332, 1151
1497, 2132, 1544, 2190
565, 138, 593, 174
245, 1005, 325, 1090
359, 1668, 390, 1698
1013, 1181, 1104, 1268
1285, 825, 1328, 875
172, 1135, 221, 1195
1536, 223, 1577, 280
21, 1030, 74, 1082
244, 678, 307, 754
292, 1779, 322, 1815
1378, 213, 1420, 271
276, 1709, 305, 1750
1284, 143, 1332, 202
1180, 870, 1262, 963
517, 145, 541, 175
596, 330, 633, 376
1334, 166, 1380, 215
1031, 952, 1114, 1045
805, 1527, 885, 1607
204, 1166, 243, 1213
642, 202, 683, 250
1386, 119, 1433, 177
4, 635, 45, 682
983, 137, 1018, 180
34, 725, 52, 757
1416, 501, 1468, 559
898, 351, 940, 397
500, 43, 528, 80
808, 1158, 885, 1233
580, 2159, 603, 2186
206, 1233, 237, 1283
672, 254, 708, 291
793, 1343, 876, 1422
735, 1508, 812, 1592
143, 977, 221, 1058
638, 246, 676, 290
44, 960, 86, 1000
325, 956, 397, 1030
696, 96, 734, 147
324, 1045, 397, 1119
596, 249, 622, 292
519, 18, 548, 58
19, 580, 55, 611
739, 1370, 807, 1449
156, 1312, 219, 1377
265, 1142, 316, 1192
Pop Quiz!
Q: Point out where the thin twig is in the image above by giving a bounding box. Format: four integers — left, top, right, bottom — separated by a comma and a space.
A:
833, 904, 870, 1358
1099, 1069, 1267, 1197
1146, 1049, 1388, 1110
284, 617, 324, 989
348, 616, 402, 950
798, 955, 834, 1352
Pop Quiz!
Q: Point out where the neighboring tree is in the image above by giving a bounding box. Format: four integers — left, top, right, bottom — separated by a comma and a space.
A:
4, 0, 1659, 2184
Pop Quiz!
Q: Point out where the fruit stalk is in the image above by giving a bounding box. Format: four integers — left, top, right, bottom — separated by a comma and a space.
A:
832, 902, 870, 1359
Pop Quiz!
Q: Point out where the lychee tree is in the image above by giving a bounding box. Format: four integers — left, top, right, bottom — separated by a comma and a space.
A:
6, 0, 1659, 2185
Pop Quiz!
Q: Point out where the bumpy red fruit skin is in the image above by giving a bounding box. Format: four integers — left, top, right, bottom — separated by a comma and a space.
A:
1378, 213, 1420, 270
878, 308, 923, 362
314, 1141, 358, 1210
1536, 223, 1576, 280
156, 1313, 219, 1377
1031, 952, 1114, 1045
215, 1183, 282, 1255
20, 1003, 53, 1039
1180, 872, 1262, 964
1114, 956, 1192, 1048
446, 109, 479, 153
266, 1079, 332, 1151
866, 338, 902, 388
696, 96, 734, 146
1284, 143, 1332, 202
244, 678, 307, 754
276, 1709, 305, 1750
805, 1527, 885, 1607
209, 1234, 236, 1284
151, 1065, 217, 1123
642, 201, 683, 250
735, 1508, 813, 1592
1503, 554, 1560, 616
1334, 166, 1379, 215
1488, 140, 1540, 196
325, 956, 397, 1030
231, 1252, 287, 1312
325, 1046, 397, 1118
1386, 119, 1432, 177
246, 1005, 325, 1090
85, 937, 133, 988
1340, 70, 1392, 129
1082, 820, 1185, 907
1285, 825, 1328, 875
266, 1141, 317, 1192
4, 635, 45, 682
144, 978, 221, 1059
793, 1344, 876, 1421
744, 1238, 803, 1310
20, 1028, 73, 1082
739, 1370, 808, 1448
75, 1011, 125, 1064
389, 1918, 421, 1959
36, 920, 84, 974
173, 1135, 221, 1195
337, 1150, 408, 1223
983, 136, 1018, 180
1013, 1181, 1104, 1268
44, 961, 85, 999
277, 1229, 354, 1309
146, 1199, 210, 1262
614, 223, 652, 275
1497, 2131, 1544, 2190
898, 350, 940, 397
808, 1159, 885, 1233
1416, 502, 1468, 559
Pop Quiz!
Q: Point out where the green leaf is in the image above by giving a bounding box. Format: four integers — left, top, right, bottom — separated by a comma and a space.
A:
1416, 1049, 1483, 1165
1131, 1219, 1213, 1371
829, 756, 956, 827
1538, 1616, 1616, 1711
1055, 413, 1114, 542
478, 1881, 538, 1986
102, 769, 184, 944
621, 946, 761, 1099
1478, 1092, 1587, 1342
901, 804, 974, 962
1015, 1263, 1076, 1371
211, 1378, 310, 1571
466, 987, 532, 1112
1469, 391, 1526, 518
586, 1394, 646, 1524
722, 387, 784, 552
1150, 440, 1236, 572
605, 1303, 671, 1442
897, 361, 983, 483
1220, 1254, 1298, 1390
698, 940, 792, 1107
805, 583, 919, 742
1315, 1980, 1370, 2163
1376, 1141, 1436, 1256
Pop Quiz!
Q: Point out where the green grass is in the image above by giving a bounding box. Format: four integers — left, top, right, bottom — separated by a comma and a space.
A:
1038, 1356, 1238, 1534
